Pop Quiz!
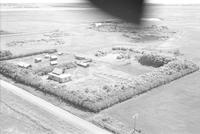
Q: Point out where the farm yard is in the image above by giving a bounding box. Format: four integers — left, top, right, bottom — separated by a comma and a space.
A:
1, 4, 200, 134
0, 45, 199, 113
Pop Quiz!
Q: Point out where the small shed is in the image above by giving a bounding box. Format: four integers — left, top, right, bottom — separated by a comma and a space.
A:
44, 54, 50, 58
83, 58, 92, 63
74, 54, 87, 60
95, 23, 102, 27
34, 58, 42, 63
17, 62, 32, 69
50, 55, 58, 61
58, 52, 63, 55
50, 61, 58, 66
76, 61, 89, 68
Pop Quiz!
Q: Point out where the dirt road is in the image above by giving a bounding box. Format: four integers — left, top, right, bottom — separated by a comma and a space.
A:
0, 80, 112, 134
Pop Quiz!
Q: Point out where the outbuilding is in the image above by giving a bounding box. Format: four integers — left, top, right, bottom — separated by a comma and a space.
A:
58, 52, 63, 55
50, 61, 58, 65
17, 62, 32, 69
34, 58, 42, 63
44, 54, 50, 58
74, 54, 87, 60
75, 61, 89, 68
50, 55, 58, 61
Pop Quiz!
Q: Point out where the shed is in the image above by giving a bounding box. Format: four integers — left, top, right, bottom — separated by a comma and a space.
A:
44, 54, 50, 58
17, 62, 31, 68
83, 58, 92, 63
95, 23, 102, 27
76, 61, 89, 68
74, 54, 87, 60
50, 55, 58, 61
34, 58, 42, 63
50, 61, 58, 65
58, 52, 63, 55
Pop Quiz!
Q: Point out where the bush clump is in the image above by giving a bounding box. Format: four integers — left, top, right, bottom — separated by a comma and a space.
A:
136, 52, 176, 67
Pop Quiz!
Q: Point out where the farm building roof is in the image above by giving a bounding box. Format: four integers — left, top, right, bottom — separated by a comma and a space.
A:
52, 68, 64, 75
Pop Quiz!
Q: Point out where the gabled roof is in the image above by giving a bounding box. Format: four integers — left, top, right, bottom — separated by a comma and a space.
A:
17, 62, 31, 68
52, 68, 64, 75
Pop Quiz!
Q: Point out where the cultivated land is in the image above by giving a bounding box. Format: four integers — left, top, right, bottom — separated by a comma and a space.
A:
0, 4, 200, 134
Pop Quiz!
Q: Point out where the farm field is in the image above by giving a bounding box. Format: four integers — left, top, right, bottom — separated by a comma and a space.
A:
1, 4, 200, 134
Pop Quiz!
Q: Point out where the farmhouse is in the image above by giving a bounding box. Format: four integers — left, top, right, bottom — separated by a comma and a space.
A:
48, 68, 71, 83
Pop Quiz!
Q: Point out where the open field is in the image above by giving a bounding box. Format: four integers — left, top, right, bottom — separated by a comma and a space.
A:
1, 4, 200, 134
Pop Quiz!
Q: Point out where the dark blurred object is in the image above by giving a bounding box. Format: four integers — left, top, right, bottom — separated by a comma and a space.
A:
88, 0, 145, 24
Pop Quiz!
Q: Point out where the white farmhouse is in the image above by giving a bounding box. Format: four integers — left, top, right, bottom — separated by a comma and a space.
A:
48, 68, 71, 83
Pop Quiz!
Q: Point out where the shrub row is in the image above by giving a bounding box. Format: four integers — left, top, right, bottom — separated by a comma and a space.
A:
0, 61, 98, 111
0, 49, 57, 61
90, 114, 132, 134
0, 61, 56, 90
0, 59, 199, 112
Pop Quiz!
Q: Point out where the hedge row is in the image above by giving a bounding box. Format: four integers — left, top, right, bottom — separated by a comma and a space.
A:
0, 61, 57, 90
0, 49, 57, 61
0, 59, 199, 112
90, 114, 132, 134
135, 52, 176, 67
60, 59, 199, 112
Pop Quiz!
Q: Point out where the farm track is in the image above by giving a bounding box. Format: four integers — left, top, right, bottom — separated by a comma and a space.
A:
0, 80, 112, 134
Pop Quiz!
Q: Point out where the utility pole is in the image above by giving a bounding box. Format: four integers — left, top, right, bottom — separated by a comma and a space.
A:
132, 113, 139, 134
